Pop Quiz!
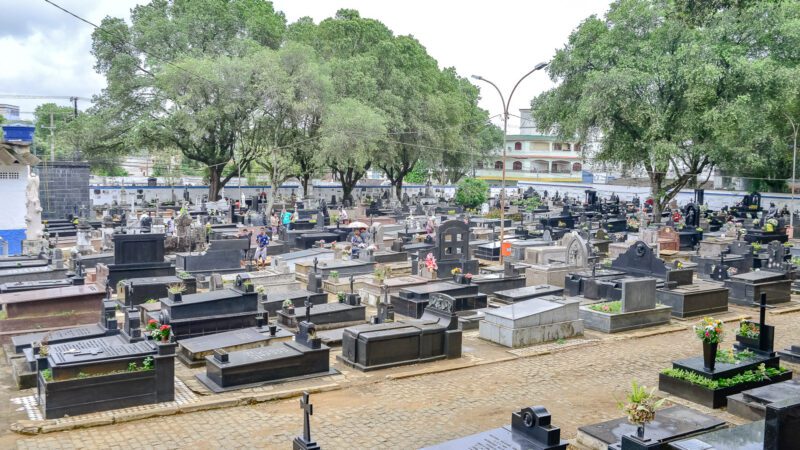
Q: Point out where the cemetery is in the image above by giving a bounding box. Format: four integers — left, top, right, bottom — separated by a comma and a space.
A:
5, 177, 800, 446
6, 3, 800, 441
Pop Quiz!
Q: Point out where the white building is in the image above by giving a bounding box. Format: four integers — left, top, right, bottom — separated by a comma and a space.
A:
475, 109, 584, 183
0, 140, 40, 254
0, 104, 20, 121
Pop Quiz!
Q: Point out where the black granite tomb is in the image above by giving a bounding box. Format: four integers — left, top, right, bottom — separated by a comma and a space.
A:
339, 293, 462, 371
95, 233, 173, 288
423, 405, 568, 450
37, 339, 175, 419
611, 241, 694, 285
197, 321, 333, 392
175, 238, 247, 275
150, 283, 259, 339
119, 275, 198, 307
391, 281, 488, 319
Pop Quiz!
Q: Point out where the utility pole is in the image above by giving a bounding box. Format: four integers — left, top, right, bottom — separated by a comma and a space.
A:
70, 97, 78, 118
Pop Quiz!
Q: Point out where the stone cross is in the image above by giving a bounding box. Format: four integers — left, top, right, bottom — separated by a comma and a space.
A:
304, 298, 313, 324
300, 391, 313, 443
349, 275, 355, 294
313, 257, 318, 274
752, 292, 774, 351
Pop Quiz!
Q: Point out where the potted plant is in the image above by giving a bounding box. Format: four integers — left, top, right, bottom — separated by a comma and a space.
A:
329, 270, 340, 282
451, 267, 463, 283
464, 273, 473, 284
240, 279, 254, 293
145, 319, 159, 339
167, 283, 185, 302
736, 318, 761, 349
373, 266, 386, 283
764, 218, 779, 233
337, 292, 346, 303
154, 324, 172, 343
694, 317, 724, 371
282, 298, 294, 315
618, 380, 665, 440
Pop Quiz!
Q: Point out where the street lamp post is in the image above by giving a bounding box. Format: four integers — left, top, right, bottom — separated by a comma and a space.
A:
472, 62, 548, 263
787, 114, 798, 229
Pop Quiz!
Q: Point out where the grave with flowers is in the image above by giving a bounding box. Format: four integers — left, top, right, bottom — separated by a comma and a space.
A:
144, 276, 260, 339
34, 304, 176, 418
658, 316, 792, 408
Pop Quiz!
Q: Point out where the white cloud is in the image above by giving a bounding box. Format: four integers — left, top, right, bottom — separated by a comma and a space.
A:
1, 0, 612, 129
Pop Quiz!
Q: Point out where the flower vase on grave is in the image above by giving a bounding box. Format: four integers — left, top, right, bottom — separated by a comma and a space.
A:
637, 424, 645, 439
702, 342, 718, 372
168, 291, 182, 302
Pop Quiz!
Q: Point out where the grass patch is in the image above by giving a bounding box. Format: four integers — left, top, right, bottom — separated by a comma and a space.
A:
588, 301, 622, 314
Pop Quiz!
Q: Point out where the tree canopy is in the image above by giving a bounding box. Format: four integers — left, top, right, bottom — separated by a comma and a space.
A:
531, 0, 800, 218
86, 3, 499, 200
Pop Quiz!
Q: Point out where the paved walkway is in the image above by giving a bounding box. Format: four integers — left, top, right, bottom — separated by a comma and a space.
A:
8, 305, 800, 449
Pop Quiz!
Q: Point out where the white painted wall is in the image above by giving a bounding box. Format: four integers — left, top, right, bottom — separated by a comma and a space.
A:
0, 165, 28, 230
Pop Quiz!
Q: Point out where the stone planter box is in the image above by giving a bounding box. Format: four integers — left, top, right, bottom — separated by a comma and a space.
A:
658, 370, 793, 409
39, 369, 159, 419
38, 341, 175, 420
579, 304, 672, 333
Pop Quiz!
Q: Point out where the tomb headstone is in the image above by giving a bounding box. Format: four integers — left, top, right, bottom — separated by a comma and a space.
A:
423, 405, 568, 450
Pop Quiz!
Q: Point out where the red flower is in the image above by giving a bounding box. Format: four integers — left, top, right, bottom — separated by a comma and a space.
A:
148, 319, 157, 324
160, 325, 170, 331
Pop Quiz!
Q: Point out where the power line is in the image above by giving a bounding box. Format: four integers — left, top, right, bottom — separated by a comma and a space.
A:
42, 0, 218, 86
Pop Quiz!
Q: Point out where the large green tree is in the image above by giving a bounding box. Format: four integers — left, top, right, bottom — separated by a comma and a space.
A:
90, 0, 287, 200
249, 43, 332, 212
288, 10, 496, 200
318, 98, 386, 204
531, 0, 800, 219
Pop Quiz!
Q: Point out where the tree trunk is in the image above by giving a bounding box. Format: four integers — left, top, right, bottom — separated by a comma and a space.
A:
208, 166, 224, 201
650, 173, 663, 224
337, 166, 367, 205
342, 182, 354, 205
265, 184, 278, 218
301, 174, 311, 198
394, 179, 403, 201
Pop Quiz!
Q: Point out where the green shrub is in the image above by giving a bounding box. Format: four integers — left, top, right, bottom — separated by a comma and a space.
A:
454, 178, 488, 209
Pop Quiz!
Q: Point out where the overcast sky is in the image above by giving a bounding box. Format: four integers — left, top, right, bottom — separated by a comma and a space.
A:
0, 0, 612, 132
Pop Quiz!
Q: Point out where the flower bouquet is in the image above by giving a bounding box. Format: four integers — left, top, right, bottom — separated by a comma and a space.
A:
694, 317, 723, 371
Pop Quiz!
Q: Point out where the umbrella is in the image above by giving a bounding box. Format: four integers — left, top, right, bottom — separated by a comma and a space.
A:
348, 221, 369, 229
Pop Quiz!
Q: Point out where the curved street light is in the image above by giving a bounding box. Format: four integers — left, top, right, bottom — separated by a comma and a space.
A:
472, 61, 548, 263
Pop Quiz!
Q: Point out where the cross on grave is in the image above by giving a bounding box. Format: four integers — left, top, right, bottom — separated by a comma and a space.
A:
752, 292, 774, 351
304, 298, 313, 324
711, 252, 730, 281
301, 392, 312, 441
313, 257, 318, 274
292, 391, 321, 450
349, 275, 355, 294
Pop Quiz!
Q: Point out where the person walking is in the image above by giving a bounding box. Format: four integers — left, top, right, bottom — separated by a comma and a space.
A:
253, 227, 270, 268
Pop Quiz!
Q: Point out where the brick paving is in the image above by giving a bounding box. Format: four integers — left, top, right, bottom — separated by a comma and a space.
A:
7, 305, 800, 449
